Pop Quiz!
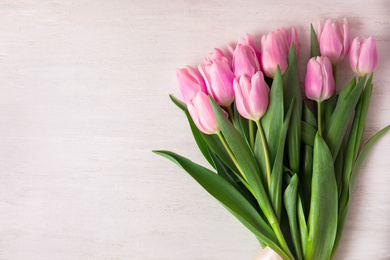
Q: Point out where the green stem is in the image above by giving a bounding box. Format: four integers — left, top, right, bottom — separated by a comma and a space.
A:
255, 120, 272, 190
249, 120, 255, 150
216, 132, 248, 183
317, 101, 322, 136
332, 64, 337, 84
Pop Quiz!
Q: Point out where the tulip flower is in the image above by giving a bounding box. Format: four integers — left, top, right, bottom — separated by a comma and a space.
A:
230, 43, 261, 80
175, 66, 207, 103
228, 33, 261, 62
349, 36, 378, 77
305, 56, 335, 136
233, 71, 269, 121
261, 26, 299, 78
198, 48, 235, 107
305, 56, 335, 102
317, 18, 350, 64
187, 92, 226, 135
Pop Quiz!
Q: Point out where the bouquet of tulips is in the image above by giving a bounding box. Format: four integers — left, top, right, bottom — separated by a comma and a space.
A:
153, 18, 389, 260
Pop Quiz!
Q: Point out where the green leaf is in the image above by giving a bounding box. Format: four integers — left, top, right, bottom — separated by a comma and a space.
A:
297, 195, 308, 256
310, 24, 321, 58
324, 76, 366, 160
169, 94, 186, 111
301, 121, 316, 147
169, 94, 215, 167
284, 174, 303, 260
260, 66, 284, 165
283, 43, 302, 174
270, 100, 293, 220
209, 97, 273, 217
299, 144, 313, 217
152, 150, 288, 255
305, 133, 338, 260
209, 149, 257, 209
353, 73, 373, 161
153, 150, 293, 260
332, 125, 390, 257
202, 133, 239, 174
334, 140, 344, 191
302, 103, 317, 128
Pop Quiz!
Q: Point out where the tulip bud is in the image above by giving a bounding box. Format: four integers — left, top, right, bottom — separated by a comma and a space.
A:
231, 43, 261, 79
305, 56, 335, 102
233, 71, 269, 121
261, 27, 299, 78
317, 18, 350, 64
187, 92, 226, 135
349, 36, 378, 77
175, 66, 207, 103
198, 48, 235, 107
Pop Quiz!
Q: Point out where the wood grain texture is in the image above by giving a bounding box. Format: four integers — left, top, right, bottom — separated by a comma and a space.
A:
0, 0, 389, 259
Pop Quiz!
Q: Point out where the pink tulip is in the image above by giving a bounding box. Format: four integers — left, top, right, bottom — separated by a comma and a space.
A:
305, 56, 335, 102
175, 66, 207, 103
349, 36, 378, 76
230, 43, 261, 80
261, 27, 299, 78
198, 48, 235, 107
317, 18, 350, 64
233, 71, 270, 121
228, 34, 261, 62
187, 92, 226, 135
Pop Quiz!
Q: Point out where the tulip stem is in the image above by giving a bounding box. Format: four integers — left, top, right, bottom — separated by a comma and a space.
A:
216, 132, 248, 183
249, 120, 255, 150
317, 101, 322, 136
255, 120, 272, 190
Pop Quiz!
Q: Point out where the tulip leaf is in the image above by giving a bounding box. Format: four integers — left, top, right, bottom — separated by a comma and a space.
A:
202, 133, 239, 174
152, 150, 288, 255
324, 76, 366, 160
209, 149, 258, 210
310, 24, 321, 58
209, 97, 276, 222
169, 94, 215, 167
302, 103, 317, 128
297, 195, 308, 255
284, 174, 303, 260
283, 44, 302, 174
353, 73, 373, 161
332, 124, 390, 257
301, 121, 316, 147
299, 144, 313, 217
334, 140, 344, 191
270, 100, 293, 220
260, 65, 284, 165
305, 133, 338, 260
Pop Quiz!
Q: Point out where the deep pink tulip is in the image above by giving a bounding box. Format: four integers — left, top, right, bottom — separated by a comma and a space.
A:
261, 27, 299, 78
233, 71, 269, 121
230, 43, 261, 80
349, 36, 379, 76
175, 66, 207, 103
198, 48, 235, 107
305, 56, 335, 102
187, 92, 226, 135
317, 18, 350, 64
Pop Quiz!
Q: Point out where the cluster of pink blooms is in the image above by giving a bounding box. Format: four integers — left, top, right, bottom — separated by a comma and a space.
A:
176, 18, 379, 135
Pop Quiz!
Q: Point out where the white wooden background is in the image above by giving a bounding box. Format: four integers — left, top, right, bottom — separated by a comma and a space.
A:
0, 1, 389, 259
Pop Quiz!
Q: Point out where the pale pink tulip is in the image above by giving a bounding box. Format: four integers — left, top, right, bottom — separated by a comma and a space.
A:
175, 66, 207, 103
198, 48, 235, 107
305, 56, 335, 102
261, 27, 299, 78
233, 71, 269, 121
187, 92, 227, 135
349, 36, 378, 76
317, 18, 350, 64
